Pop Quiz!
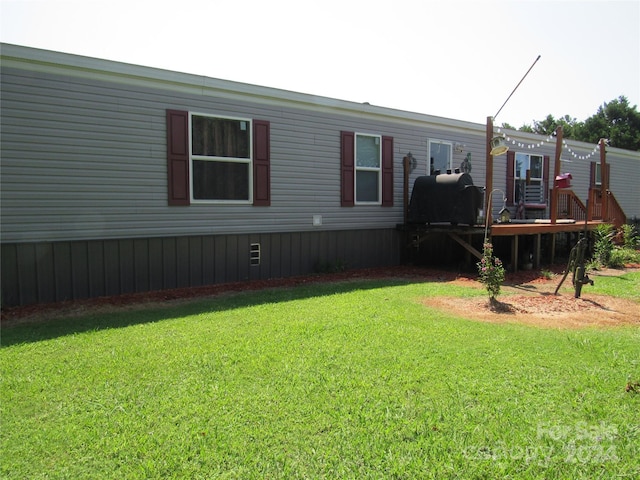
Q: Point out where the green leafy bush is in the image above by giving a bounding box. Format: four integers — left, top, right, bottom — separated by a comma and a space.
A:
609, 247, 640, 268
314, 258, 348, 274
592, 224, 614, 267
620, 223, 639, 249
540, 269, 555, 280
590, 223, 640, 269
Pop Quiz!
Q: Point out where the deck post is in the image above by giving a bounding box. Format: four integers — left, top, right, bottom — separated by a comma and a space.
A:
550, 125, 563, 224
403, 155, 410, 224
534, 233, 541, 269
599, 138, 608, 224
485, 116, 494, 226
511, 235, 519, 272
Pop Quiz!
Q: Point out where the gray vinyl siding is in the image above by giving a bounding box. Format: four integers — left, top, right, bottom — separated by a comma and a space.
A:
1, 47, 490, 244
607, 153, 640, 219
1, 45, 638, 243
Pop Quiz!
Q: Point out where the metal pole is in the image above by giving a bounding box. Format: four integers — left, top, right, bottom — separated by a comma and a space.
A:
494, 55, 541, 120
485, 116, 494, 226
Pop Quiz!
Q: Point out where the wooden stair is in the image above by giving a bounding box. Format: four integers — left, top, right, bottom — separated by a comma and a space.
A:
555, 188, 626, 228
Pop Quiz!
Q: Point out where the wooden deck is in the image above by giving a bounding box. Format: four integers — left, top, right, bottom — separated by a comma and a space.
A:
398, 219, 601, 237
490, 220, 602, 236
491, 220, 602, 272
398, 219, 605, 273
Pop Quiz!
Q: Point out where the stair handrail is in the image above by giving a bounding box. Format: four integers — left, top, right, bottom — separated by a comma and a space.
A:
556, 188, 586, 222
604, 190, 626, 228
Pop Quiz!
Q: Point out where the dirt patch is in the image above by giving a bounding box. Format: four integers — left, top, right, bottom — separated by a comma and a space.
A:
424, 267, 640, 329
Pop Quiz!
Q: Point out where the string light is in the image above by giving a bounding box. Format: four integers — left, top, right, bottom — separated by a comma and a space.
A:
495, 127, 602, 161
562, 139, 600, 161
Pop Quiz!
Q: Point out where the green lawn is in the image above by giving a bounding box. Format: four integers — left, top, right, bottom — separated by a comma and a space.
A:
2, 273, 639, 479
588, 270, 640, 301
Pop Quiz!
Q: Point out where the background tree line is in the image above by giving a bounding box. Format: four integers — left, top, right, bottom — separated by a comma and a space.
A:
501, 96, 640, 151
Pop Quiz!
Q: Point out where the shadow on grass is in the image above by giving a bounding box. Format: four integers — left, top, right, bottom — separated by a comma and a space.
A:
592, 274, 633, 282
508, 284, 539, 292
1, 271, 448, 347
488, 298, 517, 315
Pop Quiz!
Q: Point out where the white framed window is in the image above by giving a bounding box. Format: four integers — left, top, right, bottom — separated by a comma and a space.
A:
355, 133, 382, 204
428, 139, 452, 175
594, 163, 602, 186
190, 113, 253, 203
514, 152, 544, 203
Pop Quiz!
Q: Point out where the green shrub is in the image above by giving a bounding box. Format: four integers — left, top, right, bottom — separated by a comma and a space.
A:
590, 223, 640, 269
620, 223, 639, 249
313, 258, 348, 274
609, 247, 640, 268
540, 269, 555, 280
591, 224, 615, 267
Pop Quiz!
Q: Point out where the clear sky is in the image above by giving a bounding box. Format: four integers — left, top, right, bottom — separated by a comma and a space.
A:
1, 0, 638, 128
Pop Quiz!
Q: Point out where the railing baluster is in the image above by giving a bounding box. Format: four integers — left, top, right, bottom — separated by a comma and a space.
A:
554, 188, 624, 227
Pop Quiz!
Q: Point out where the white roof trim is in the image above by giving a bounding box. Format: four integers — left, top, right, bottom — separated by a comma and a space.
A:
2, 43, 639, 158
0, 43, 479, 132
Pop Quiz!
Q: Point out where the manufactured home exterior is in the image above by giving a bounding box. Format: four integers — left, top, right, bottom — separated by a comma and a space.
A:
1, 44, 639, 307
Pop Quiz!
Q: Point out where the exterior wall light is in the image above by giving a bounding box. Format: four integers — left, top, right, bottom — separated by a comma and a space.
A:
490, 136, 509, 156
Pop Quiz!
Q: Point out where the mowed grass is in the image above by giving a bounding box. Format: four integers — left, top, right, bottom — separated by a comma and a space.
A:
589, 270, 640, 301
1, 273, 639, 479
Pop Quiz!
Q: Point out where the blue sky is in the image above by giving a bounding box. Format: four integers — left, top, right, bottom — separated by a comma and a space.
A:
1, 0, 638, 128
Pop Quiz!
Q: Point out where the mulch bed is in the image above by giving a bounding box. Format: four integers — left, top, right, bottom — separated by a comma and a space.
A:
2, 264, 636, 327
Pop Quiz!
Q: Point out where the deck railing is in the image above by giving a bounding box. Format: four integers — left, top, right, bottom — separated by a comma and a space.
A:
556, 189, 586, 222
555, 188, 626, 228
588, 188, 626, 228
588, 188, 602, 221
608, 193, 627, 229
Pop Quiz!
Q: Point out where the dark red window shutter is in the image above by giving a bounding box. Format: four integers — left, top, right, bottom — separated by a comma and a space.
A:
506, 150, 515, 205
253, 120, 270, 206
543, 155, 550, 200
166, 109, 190, 206
381, 136, 394, 206
341, 131, 355, 207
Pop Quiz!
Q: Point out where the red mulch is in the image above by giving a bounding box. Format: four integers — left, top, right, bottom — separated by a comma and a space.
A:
2, 264, 637, 328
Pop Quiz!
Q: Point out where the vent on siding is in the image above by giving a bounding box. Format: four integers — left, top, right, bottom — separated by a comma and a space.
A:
250, 243, 261, 266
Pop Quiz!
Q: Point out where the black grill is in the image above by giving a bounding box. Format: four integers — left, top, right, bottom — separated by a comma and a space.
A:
407, 172, 483, 226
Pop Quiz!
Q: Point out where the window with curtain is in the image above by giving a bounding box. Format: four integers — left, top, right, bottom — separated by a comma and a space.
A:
191, 114, 252, 202
355, 133, 381, 203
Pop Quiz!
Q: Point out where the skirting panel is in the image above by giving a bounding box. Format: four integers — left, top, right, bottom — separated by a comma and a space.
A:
1, 229, 400, 307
